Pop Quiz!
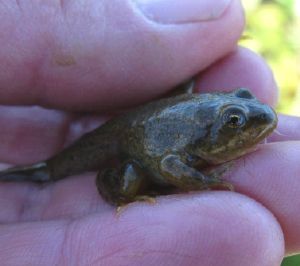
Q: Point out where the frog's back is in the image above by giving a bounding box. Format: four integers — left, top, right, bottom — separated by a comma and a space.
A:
118, 93, 216, 159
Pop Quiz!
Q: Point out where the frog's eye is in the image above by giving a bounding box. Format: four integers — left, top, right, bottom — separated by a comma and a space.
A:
222, 109, 246, 128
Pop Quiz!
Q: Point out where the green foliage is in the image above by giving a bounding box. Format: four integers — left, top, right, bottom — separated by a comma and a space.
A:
281, 254, 300, 266
241, 0, 300, 115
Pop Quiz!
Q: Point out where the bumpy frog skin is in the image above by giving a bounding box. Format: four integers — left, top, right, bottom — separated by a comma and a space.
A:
0, 80, 278, 206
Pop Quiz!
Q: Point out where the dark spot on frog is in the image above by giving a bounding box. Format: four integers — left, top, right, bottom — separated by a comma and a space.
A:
233, 88, 255, 99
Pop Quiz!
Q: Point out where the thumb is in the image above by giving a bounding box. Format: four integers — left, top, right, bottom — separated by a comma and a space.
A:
0, 0, 244, 110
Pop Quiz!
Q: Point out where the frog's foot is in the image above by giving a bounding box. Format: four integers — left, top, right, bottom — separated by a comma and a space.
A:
160, 154, 234, 192
117, 195, 156, 212
203, 178, 234, 191
134, 195, 156, 204
96, 161, 148, 206
205, 162, 234, 179
203, 162, 235, 191
115, 195, 156, 216
116, 204, 129, 215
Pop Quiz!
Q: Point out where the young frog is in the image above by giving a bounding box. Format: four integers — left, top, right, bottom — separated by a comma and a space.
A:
0, 80, 277, 206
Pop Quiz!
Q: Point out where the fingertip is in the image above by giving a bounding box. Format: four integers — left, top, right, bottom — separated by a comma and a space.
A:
93, 192, 284, 266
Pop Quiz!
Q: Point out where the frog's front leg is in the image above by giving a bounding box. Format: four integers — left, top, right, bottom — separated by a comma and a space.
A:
96, 161, 149, 206
160, 154, 233, 191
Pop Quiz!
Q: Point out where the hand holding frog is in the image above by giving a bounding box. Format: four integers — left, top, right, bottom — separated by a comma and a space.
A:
0, 0, 300, 265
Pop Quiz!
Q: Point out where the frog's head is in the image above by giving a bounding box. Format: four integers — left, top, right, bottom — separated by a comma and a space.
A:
192, 88, 278, 164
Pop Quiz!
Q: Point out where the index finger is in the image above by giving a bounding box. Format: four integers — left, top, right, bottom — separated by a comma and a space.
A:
0, 0, 244, 111
0, 45, 280, 164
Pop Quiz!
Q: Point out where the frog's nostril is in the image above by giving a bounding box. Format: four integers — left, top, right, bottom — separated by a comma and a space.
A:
260, 109, 277, 127
259, 113, 268, 121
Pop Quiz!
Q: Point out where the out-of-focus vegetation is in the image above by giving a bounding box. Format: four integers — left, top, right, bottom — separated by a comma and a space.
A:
282, 254, 300, 266
242, 1, 299, 265
241, 0, 300, 116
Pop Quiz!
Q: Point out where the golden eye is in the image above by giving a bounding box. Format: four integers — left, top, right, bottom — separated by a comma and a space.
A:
222, 109, 246, 128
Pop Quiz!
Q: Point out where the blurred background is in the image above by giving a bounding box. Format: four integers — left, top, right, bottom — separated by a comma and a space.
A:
241, 0, 299, 265
242, 0, 300, 116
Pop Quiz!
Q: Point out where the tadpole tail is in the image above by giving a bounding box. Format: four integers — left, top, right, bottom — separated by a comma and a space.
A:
0, 162, 50, 183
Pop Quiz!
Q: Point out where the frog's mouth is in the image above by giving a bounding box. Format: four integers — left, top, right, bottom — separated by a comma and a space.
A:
212, 117, 277, 164
250, 105, 278, 143
254, 120, 278, 144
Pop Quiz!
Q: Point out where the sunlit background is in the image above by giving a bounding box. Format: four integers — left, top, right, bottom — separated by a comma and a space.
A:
241, 1, 300, 265
242, 0, 300, 116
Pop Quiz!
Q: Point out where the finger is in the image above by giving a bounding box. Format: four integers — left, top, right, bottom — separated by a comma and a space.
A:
195, 47, 279, 106
0, 193, 284, 266
0, 0, 244, 111
269, 114, 300, 142
0, 105, 109, 164
225, 141, 300, 254
0, 106, 69, 164
0, 46, 282, 164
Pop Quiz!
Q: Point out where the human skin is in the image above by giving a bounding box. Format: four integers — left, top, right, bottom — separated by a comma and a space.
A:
0, 0, 299, 265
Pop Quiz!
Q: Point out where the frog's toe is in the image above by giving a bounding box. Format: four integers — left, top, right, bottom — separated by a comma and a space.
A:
219, 180, 235, 191
115, 196, 156, 215
205, 178, 235, 191
134, 195, 157, 204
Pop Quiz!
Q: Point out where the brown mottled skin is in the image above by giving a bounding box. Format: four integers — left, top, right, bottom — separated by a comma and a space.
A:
0, 80, 277, 206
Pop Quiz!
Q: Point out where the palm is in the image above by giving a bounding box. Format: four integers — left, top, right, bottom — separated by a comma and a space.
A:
2, 102, 300, 266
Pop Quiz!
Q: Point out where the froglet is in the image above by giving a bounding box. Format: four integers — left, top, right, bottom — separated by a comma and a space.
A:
0, 80, 277, 206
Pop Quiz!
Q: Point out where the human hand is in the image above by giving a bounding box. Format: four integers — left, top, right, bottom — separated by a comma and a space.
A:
0, 0, 299, 265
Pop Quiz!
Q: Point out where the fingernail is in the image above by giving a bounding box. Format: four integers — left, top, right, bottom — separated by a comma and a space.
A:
132, 0, 232, 24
